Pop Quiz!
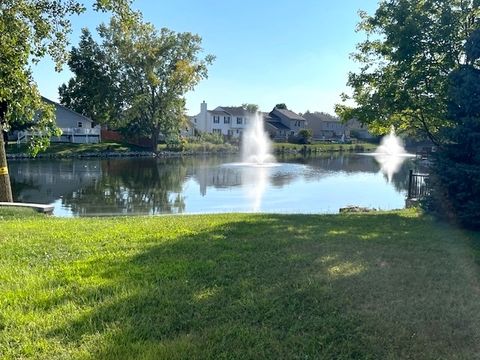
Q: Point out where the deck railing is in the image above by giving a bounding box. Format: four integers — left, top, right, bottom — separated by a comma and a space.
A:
407, 170, 430, 199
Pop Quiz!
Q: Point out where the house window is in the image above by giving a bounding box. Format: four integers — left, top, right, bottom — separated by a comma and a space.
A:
212, 128, 221, 134
224, 116, 231, 124
237, 117, 242, 124
78, 122, 83, 128
194, 118, 197, 123
213, 116, 220, 124
227, 130, 234, 136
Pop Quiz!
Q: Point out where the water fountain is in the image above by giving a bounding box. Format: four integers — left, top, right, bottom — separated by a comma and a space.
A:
371, 126, 414, 182
241, 112, 276, 165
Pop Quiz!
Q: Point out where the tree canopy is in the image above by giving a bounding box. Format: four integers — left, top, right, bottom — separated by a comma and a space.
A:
336, 0, 480, 144
60, 14, 214, 151
426, 28, 480, 229
59, 28, 123, 127
0, 0, 133, 201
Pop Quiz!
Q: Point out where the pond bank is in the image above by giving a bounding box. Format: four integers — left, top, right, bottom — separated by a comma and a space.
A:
6, 141, 377, 159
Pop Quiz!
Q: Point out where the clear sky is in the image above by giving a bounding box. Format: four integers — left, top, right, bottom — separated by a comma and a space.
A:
31, 0, 379, 116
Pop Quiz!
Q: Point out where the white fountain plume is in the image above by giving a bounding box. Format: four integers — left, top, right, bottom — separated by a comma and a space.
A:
373, 126, 413, 182
241, 112, 276, 165
376, 126, 406, 156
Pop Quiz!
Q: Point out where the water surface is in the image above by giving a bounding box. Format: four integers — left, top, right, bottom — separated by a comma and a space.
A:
9, 153, 420, 216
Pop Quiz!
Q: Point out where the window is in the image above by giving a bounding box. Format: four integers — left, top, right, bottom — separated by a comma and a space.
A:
227, 130, 234, 136
194, 118, 197, 123
77, 122, 83, 128
212, 128, 221, 134
213, 116, 220, 124
237, 117, 242, 124
224, 116, 231, 124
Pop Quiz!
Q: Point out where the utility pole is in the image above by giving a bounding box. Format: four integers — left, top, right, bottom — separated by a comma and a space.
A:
0, 102, 13, 202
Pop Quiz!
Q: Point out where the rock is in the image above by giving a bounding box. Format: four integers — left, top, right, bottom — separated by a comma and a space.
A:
339, 205, 376, 213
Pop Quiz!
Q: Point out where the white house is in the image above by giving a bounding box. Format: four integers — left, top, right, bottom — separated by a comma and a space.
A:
17, 97, 101, 144
191, 101, 251, 137
191, 102, 307, 140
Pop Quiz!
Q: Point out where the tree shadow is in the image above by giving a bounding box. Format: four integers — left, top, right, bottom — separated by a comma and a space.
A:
40, 213, 480, 359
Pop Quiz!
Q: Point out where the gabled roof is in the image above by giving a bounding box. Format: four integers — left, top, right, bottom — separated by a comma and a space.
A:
303, 112, 341, 123
265, 121, 290, 130
272, 108, 305, 121
208, 109, 230, 116
41, 96, 94, 123
216, 106, 249, 117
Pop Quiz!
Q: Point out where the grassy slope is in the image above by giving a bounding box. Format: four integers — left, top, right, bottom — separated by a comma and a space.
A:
1, 210, 479, 359
272, 142, 378, 152
6, 142, 145, 155
7, 141, 377, 156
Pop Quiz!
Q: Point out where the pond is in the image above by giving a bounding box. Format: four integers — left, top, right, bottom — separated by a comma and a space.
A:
9, 153, 420, 217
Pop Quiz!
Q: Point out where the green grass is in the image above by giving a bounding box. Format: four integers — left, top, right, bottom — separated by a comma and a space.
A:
1, 210, 480, 359
272, 141, 378, 152
157, 142, 238, 153
0, 206, 40, 219
6, 142, 146, 156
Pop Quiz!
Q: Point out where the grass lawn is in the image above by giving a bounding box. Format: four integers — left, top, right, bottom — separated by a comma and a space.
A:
1, 209, 480, 359
7, 141, 377, 157
272, 142, 378, 152
6, 142, 146, 156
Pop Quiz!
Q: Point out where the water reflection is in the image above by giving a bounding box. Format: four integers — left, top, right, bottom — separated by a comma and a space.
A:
373, 154, 408, 183
9, 153, 419, 216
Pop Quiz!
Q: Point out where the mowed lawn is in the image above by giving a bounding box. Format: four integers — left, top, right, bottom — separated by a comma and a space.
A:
1, 209, 480, 359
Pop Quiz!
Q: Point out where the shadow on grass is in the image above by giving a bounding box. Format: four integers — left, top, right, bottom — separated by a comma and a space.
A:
43, 213, 480, 359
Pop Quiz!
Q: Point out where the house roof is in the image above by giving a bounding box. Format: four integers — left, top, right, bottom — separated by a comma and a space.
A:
272, 108, 305, 121
303, 112, 341, 123
216, 106, 248, 117
41, 96, 94, 123
208, 110, 230, 116
266, 121, 290, 130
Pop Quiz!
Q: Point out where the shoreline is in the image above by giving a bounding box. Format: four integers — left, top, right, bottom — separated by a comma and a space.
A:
6, 144, 376, 160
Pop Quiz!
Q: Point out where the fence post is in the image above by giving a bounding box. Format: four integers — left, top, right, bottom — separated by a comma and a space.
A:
408, 170, 413, 199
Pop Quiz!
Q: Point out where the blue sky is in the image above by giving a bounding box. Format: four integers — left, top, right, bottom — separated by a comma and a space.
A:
32, 0, 379, 116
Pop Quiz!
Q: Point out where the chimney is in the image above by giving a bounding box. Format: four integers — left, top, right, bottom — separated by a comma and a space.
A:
200, 101, 207, 114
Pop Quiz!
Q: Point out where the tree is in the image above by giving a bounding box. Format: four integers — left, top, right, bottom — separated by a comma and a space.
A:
98, 15, 214, 151
335, 0, 479, 143
297, 129, 313, 144
59, 28, 123, 127
425, 29, 480, 229
0, 0, 133, 201
275, 103, 287, 110
242, 104, 259, 113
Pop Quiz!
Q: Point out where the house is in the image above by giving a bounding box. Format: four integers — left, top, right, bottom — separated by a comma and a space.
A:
191, 101, 250, 138
17, 97, 101, 144
303, 111, 348, 140
345, 118, 375, 140
264, 107, 307, 141
191, 101, 307, 141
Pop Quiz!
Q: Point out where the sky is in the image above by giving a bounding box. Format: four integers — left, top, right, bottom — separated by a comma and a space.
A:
31, 0, 379, 116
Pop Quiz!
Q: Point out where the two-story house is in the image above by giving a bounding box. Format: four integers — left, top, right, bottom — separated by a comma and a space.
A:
17, 97, 101, 144
264, 107, 307, 141
192, 101, 250, 137
303, 111, 348, 140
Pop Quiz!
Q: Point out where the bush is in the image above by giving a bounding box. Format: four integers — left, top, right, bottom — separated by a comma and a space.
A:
198, 132, 224, 145
424, 29, 480, 229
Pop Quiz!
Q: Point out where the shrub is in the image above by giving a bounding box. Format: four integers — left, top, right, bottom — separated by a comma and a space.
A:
424, 29, 480, 229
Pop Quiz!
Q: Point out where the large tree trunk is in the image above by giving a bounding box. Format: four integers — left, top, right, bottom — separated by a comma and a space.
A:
0, 101, 13, 202
151, 128, 159, 153
0, 131, 13, 202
